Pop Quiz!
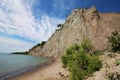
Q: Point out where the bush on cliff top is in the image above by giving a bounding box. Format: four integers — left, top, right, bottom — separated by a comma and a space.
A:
32, 41, 46, 49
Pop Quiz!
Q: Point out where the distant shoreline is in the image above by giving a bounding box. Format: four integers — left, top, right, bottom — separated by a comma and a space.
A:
10, 51, 28, 55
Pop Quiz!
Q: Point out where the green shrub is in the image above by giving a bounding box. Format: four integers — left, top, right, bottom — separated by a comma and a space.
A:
40, 41, 46, 48
108, 29, 120, 52
32, 41, 46, 49
62, 39, 102, 80
80, 39, 93, 52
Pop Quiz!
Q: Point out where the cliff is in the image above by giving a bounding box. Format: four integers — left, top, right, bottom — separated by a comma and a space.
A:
29, 6, 120, 58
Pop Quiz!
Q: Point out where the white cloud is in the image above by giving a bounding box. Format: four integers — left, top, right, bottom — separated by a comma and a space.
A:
0, 36, 34, 53
0, 0, 65, 41
0, 0, 65, 53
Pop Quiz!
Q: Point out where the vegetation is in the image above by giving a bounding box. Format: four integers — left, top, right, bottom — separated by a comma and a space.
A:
57, 24, 62, 28
40, 41, 46, 48
115, 61, 120, 66
108, 29, 120, 52
62, 39, 102, 80
33, 41, 46, 49
12, 51, 28, 55
92, 50, 104, 56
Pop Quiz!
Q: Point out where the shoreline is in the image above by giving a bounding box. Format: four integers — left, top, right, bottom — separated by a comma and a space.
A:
8, 59, 69, 80
1, 59, 54, 80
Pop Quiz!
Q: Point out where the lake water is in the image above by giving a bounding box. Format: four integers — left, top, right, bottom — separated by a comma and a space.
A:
0, 53, 48, 80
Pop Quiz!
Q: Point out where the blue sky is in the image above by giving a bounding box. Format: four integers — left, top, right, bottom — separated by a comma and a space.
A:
0, 0, 120, 53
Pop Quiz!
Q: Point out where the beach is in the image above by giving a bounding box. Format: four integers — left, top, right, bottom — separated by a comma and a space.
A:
8, 59, 69, 80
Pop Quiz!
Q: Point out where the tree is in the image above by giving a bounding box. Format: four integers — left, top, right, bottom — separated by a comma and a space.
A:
57, 24, 62, 28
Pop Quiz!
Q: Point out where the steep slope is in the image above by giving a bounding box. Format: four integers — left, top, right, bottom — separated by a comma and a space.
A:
86, 52, 120, 80
29, 6, 120, 58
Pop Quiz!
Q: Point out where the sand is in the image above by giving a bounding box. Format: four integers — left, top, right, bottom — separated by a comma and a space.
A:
8, 59, 69, 80
7, 52, 120, 80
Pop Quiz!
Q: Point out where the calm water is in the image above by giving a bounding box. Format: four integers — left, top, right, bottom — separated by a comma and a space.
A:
0, 53, 48, 79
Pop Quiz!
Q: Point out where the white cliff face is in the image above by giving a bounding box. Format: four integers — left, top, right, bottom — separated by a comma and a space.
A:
29, 6, 120, 58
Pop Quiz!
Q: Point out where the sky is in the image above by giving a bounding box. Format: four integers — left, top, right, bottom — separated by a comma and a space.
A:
0, 0, 120, 53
